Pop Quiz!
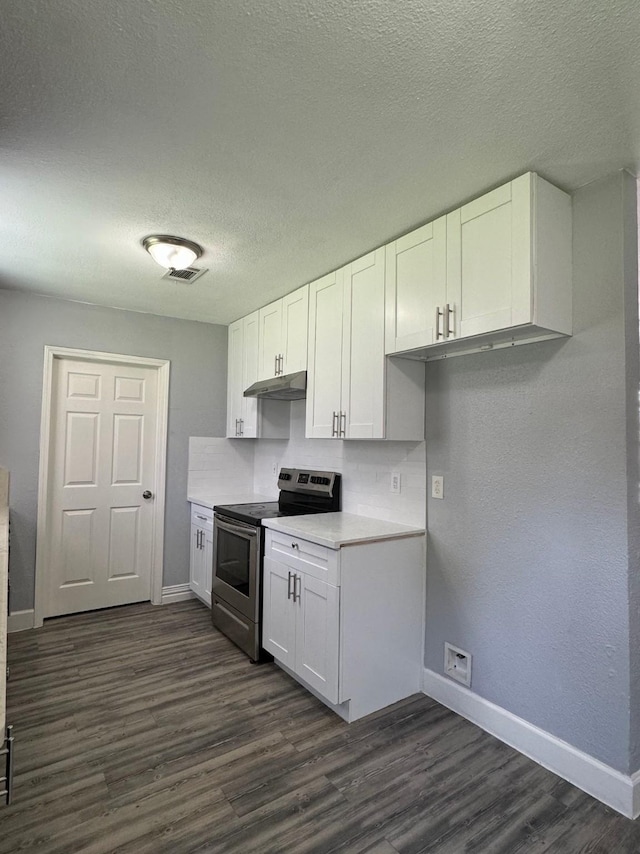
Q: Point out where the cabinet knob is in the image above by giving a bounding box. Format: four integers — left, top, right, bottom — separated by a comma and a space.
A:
291, 542, 299, 550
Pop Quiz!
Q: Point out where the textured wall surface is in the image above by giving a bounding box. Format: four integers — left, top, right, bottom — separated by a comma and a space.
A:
424, 172, 638, 773
0, 290, 227, 611
1, 1, 640, 324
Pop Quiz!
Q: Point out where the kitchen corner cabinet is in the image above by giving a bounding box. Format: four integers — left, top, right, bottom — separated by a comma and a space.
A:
189, 504, 214, 606
262, 528, 424, 722
226, 311, 289, 439
386, 172, 572, 360
305, 250, 424, 440
258, 286, 309, 381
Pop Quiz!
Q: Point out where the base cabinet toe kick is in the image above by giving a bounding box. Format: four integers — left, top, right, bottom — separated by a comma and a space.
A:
262, 527, 425, 723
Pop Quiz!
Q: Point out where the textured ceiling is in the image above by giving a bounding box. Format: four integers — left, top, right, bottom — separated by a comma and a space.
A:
1, 0, 639, 325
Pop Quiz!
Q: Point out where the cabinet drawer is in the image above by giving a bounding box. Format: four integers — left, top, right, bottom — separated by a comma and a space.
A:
190, 504, 214, 531
265, 530, 339, 586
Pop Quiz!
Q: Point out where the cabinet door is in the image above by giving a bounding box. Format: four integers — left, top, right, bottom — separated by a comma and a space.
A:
241, 311, 260, 438
258, 300, 283, 380
447, 173, 532, 339
190, 523, 205, 599
295, 573, 339, 704
305, 270, 344, 439
203, 527, 214, 607
262, 557, 296, 668
385, 217, 447, 354
226, 319, 244, 437
281, 285, 309, 375
342, 248, 385, 439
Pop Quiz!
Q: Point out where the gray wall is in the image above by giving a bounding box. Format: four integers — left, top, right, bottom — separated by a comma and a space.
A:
424, 171, 639, 774
0, 290, 227, 611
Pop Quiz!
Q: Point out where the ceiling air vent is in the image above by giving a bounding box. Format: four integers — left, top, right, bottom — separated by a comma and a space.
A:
161, 266, 207, 284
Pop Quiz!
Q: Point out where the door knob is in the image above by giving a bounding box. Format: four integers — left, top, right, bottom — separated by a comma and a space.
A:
142, 490, 153, 499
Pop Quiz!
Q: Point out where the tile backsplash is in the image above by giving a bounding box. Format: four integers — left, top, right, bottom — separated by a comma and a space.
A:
188, 401, 426, 526
187, 436, 256, 497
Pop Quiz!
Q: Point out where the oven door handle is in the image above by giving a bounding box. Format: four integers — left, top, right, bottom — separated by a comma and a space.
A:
214, 515, 258, 539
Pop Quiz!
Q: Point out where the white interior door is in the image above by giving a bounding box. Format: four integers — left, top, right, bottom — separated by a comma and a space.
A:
46, 358, 159, 617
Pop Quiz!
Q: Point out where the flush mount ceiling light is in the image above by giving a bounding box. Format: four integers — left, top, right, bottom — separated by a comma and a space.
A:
142, 235, 203, 270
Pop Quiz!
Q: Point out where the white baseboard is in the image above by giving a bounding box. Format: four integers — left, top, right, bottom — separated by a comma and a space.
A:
161, 584, 195, 604
7, 609, 35, 632
422, 668, 638, 820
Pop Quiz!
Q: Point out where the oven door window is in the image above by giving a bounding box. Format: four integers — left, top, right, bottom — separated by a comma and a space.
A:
213, 516, 259, 620
217, 528, 252, 596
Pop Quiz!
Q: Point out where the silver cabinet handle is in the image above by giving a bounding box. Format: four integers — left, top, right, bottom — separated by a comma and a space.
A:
331, 411, 338, 437
239, 418, 244, 437
195, 514, 208, 522
235, 418, 240, 437
435, 306, 444, 340
444, 303, 454, 338
274, 354, 278, 376
196, 529, 201, 549
340, 411, 346, 438
291, 542, 299, 550
287, 570, 293, 600
294, 574, 301, 603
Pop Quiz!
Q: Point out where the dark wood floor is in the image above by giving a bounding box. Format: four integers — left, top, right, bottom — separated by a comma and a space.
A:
1, 600, 637, 853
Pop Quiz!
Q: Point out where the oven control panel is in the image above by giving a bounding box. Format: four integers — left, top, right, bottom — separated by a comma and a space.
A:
278, 468, 338, 495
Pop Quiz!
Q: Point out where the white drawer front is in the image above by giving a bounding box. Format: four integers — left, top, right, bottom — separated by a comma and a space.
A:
265, 530, 339, 586
190, 504, 214, 532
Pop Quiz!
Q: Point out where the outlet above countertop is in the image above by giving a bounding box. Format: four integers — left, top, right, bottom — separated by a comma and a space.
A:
262, 511, 425, 549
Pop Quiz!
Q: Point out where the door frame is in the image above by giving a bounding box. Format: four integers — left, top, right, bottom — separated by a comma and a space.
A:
34, 346, 171, 628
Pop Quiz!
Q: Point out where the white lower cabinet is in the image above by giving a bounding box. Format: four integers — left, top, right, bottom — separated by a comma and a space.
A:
190, 504, 214, 606
262, 529, 424, 722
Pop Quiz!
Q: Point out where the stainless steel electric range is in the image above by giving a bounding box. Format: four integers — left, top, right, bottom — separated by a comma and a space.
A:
211, 468, 341, 661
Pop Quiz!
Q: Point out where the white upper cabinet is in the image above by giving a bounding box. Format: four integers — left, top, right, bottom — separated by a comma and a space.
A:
258, 300, 283, 380
226, 312, 259, 438
341, 248, 386, 439
386, 173, 572, 360
306, 251, 424, 441
227, 311, 288, 438
281, 286, 309, 374
258, 285, 309, 380
385, 217, 447, 354
306, 270, 344, 439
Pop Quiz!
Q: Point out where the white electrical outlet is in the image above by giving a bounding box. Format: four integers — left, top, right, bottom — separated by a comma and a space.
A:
272, 461, 278, 476
390, 472, 401, 494
444, 643, 472, 687
431, 474, 444, 499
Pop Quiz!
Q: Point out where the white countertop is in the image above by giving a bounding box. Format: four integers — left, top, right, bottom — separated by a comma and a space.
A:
188, 492, 276, 511
262, 511, 425, 549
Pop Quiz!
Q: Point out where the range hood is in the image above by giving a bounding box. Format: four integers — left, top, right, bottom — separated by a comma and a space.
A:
243, 370, 307, 400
